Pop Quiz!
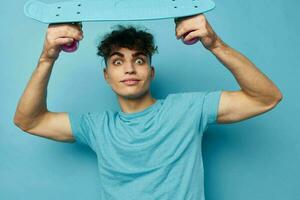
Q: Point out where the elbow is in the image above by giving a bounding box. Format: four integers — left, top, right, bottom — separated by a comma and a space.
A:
275, 91, 283, 104
13, 110, 48, 133
13, 115, 32, 132
13, 118, 28, 132
269, 92, 283, 108
13, 115, 22, 128
13, 121, 26, 132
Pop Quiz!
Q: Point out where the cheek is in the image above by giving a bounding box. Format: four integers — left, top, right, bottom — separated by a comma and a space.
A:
106, 74, 121, 88
140, 68, 152, 79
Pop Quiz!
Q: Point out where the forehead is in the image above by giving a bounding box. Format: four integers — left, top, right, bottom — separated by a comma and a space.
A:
108, 48, 147, 59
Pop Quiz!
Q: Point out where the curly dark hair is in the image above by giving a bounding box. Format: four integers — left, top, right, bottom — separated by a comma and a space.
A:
97, 24, 158, 67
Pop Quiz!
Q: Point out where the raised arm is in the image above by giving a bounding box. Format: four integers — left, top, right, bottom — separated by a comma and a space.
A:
13, 23, 83, 142
175, 14, 283, 124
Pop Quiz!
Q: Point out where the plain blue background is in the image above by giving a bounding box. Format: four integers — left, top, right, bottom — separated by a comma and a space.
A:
1, 0, 299, 199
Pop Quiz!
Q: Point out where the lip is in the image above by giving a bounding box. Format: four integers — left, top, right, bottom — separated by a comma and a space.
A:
122, 80, 140, 86
121, 78, 140, 82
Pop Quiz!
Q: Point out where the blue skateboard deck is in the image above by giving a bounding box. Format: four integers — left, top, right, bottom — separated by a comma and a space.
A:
24, 0, 216, 52
24, 0, 215, 23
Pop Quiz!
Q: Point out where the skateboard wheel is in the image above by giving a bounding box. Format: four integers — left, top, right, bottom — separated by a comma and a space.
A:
182, 31, 198, 45
62, 40, 79, 52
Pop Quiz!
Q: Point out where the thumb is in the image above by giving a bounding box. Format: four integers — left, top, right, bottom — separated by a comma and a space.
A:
54, 37, 75, 46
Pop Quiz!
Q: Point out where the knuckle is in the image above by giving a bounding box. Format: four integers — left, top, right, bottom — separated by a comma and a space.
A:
46, 35, 51, 41
77, 31, 83, 38
48, 38, 56, 44
77, 30, 82, 35
47, 40, 55, 47
63, 29, 70, 36
181, 26, 187, 32
46, 35, 54, 43
46, 29, 52, 35
179, 28, 184, 34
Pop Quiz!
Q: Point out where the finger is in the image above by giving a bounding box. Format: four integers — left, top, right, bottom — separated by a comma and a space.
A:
49, 23, 83, 32
51, 26, 83, 41
175, 22, 200, 39
53, 37, 75, 46
176, 26, 197, 39
182, 29, 206, 41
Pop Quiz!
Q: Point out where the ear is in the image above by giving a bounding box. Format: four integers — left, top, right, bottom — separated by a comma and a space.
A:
150, 66, 155, 80
103, 68, 109, 83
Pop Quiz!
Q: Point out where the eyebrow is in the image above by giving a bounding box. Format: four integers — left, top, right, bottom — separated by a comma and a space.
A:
109, 51, 147, 59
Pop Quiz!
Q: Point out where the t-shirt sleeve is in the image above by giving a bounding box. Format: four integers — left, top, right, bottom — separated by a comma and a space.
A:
191, 90, 222, 133
202, 90, 222, 124
68, 112, 100, 151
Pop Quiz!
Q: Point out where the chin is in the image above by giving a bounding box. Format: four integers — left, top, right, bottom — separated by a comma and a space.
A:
117, 89, 149, 100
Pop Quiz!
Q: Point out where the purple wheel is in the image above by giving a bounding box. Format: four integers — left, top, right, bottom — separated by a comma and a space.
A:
61, 40, 79, 52
182, 31, 199, 45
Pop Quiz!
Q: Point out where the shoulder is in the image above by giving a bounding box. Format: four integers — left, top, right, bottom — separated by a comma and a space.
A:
166, 91, 222, 114
166, 91, 212, 103
68, 110, 108, 125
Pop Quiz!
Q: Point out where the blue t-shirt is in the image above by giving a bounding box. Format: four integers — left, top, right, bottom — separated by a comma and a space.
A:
68, 90, 222, 200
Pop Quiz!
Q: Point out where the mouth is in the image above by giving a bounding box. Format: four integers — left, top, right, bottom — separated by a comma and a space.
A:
122, 80, 140, 86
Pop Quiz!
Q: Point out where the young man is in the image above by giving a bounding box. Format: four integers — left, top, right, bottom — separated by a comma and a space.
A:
14, 14, 282, 199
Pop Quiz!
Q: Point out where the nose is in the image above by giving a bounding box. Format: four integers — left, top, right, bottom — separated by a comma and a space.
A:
124, 62, 136, 74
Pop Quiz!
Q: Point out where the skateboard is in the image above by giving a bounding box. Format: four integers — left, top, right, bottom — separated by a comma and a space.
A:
24, 0, 216, 52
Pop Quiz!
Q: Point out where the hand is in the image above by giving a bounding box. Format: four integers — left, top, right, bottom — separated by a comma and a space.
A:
39, 23, 83, 62
174, 14, 223, 51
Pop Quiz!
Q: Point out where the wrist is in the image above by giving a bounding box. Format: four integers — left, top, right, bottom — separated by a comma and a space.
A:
38, 54, 56, 65
208, 38, 228, 54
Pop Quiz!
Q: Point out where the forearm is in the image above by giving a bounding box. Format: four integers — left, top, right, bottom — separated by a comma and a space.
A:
210, 39, 283, 104
14, 56, 55, 129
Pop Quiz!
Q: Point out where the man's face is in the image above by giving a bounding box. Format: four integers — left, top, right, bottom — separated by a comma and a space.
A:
103, 47, 155, 99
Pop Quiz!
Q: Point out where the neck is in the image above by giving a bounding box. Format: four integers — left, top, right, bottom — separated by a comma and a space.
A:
117, 90, 157, 114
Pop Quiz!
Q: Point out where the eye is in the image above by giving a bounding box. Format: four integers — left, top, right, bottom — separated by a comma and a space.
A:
135, 58, 145, 64
113, 59, 122, 65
